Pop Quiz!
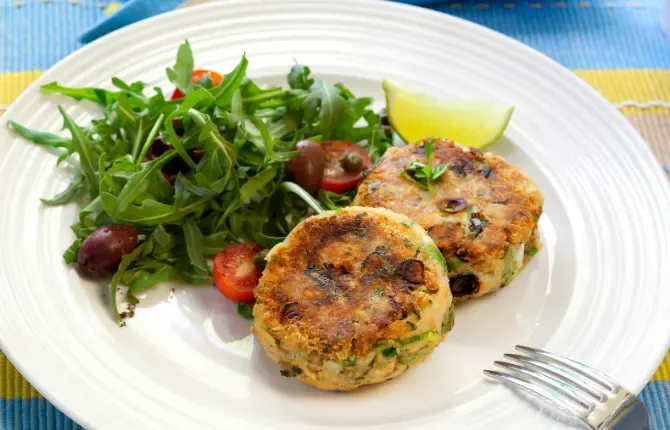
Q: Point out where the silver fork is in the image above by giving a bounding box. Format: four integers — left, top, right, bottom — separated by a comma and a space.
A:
484, 345, 649, 430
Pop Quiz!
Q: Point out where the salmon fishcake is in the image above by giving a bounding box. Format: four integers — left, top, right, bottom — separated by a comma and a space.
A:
252, 207, 454, 391
353, 139, 544, 301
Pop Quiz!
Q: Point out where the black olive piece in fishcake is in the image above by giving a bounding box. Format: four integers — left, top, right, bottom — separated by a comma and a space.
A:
353, 138, 544, 301
252, 207, 454, 391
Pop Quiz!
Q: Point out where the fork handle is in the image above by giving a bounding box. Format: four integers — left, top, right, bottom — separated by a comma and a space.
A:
595, 391, 649, 430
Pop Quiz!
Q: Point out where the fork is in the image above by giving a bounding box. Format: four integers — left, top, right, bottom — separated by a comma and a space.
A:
484, 346, 649, 430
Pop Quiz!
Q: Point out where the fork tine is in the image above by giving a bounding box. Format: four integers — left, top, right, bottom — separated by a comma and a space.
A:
483, 369, 587, 419
494, 361, 592, 411
504, 353, 608, 402
516, 345, 618, 392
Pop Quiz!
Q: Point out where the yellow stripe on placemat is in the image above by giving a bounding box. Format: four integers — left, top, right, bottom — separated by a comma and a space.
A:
0, 70, 43, 108
651, 350, 670, 382
575, 70, 670, 114
1, 351, 41, 399
104, 2, 123, 16
2, 70, 669, 113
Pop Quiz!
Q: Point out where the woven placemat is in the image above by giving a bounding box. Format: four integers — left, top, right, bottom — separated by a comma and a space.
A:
1, 1, 668, 429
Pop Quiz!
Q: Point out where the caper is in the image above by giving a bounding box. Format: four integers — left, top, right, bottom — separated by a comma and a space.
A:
253, 249, 269, 270
341, 152, 363, 172
469, 217, 485, 236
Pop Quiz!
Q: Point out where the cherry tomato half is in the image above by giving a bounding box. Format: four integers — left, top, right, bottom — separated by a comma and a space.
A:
213, 243, 264, 304
320, 140, 372, 193
171, 69, 224, 100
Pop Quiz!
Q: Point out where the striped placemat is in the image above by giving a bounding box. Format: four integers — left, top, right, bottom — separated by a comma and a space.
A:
1, 0, 668, 429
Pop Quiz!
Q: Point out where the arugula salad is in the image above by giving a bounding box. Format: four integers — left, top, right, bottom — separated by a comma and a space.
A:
8, 41, 393, 324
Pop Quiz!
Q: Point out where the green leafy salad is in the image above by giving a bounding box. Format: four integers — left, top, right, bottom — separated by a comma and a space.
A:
8, 41, 393, 324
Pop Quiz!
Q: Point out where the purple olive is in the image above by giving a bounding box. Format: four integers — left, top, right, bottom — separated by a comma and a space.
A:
450, 273, 480, 297
163, 147, 205, 176
145, 138, 205, 180
172, 118, 185, 137
439, 198, 467, 213
145, 138, 172, 161
285, 140, 325, 194
396, 259, 425, 284
78, 224, 139, 277
280, 302, 300, 322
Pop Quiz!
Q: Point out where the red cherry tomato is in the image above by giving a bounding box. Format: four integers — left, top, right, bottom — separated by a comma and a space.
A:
213, 243, 263, 304
171, 69, 224, 100
320, 140, 372, 193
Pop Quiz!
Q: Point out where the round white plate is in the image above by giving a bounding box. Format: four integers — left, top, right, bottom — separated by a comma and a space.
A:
1, 1, 669, 429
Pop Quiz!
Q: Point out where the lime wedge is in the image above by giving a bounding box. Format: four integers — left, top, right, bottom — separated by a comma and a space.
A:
382, 80, 514, 149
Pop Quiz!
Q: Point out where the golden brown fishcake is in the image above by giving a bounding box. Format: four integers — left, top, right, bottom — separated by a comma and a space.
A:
252, 207, 453, 390
255, 208, 444, 355
353, 139, 544, 300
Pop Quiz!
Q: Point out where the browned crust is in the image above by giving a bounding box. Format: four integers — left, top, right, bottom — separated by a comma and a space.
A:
354, 139, 544, 263
253, 210, 438, 357
522, 227, 543, 267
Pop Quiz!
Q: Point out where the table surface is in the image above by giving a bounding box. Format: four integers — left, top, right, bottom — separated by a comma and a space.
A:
0, 0, 669, 429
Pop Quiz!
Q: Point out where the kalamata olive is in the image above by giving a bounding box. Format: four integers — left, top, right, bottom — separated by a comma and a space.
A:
280, 302, 299, 322
439, 198, 467, 213
163, 148, 205, 176
449, 159, 474, 177
146, 138, 172, 161
450, 273, 480, 297
285, 140, 325, 194
189, 148, 206, 164
340, 152, 363, 173
172, 118, 185, 137
280, 366, 303, 378
396, 259, 425, 284
78, 224, 139, 277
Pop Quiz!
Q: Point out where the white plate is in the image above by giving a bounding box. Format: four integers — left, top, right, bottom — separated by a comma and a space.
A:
1, 1, 669, 429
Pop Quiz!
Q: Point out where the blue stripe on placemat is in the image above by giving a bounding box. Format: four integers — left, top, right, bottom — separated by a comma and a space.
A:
1, 0, 669, 72
0, 0, 103, 72
1, 384, 668, 429
432, 0, 670, 69
640, 381, 670, 430
0, 398, 84, 430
